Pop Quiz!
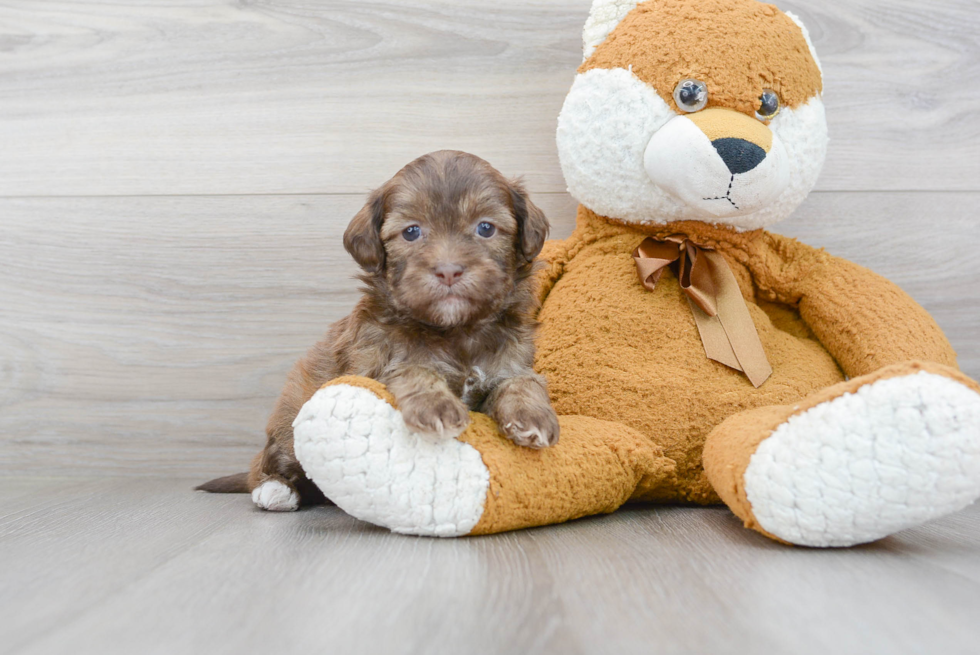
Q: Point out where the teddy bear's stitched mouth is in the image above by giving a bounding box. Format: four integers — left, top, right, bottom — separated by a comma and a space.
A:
703, 174, 739, 210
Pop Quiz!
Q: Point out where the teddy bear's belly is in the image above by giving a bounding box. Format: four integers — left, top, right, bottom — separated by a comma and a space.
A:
534, 256, 844, 502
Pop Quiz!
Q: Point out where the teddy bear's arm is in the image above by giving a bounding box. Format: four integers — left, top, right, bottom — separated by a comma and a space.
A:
754, 233, 957, 377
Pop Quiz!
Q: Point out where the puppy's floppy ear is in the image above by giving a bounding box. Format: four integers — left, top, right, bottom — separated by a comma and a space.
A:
508, 178, 549, 263
344, 183, 390, 273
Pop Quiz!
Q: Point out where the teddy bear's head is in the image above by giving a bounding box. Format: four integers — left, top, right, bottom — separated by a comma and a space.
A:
557, 0, 827, 231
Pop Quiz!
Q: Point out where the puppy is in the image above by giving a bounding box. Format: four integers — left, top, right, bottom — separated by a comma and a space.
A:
197, 150, 559, 511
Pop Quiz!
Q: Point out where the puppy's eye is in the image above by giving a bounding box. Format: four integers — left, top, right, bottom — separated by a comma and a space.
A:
402, 225, 421, 242
673, 79, 708, 113
476, 222, 496, 238
756, 89, 780, 121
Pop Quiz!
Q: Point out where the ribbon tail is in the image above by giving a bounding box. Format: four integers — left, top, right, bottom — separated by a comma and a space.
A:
688, 298, 742, 371
633, 235, 772, 389
703, 252, 772, 388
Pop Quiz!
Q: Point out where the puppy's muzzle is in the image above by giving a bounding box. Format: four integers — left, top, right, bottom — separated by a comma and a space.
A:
644, 107, 789, 217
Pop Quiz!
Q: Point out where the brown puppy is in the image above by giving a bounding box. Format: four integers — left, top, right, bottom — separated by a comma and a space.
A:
198, 150, 559, 511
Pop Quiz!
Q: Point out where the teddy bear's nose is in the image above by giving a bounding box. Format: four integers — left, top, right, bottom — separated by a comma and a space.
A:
712, 138, 767, 175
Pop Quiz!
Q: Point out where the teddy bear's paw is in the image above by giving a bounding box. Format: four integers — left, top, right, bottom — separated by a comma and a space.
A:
744, 371, 980, 547
292, 384, 490, 537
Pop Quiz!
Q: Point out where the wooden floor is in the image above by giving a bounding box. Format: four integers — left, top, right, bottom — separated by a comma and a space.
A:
2, 477, 979, 655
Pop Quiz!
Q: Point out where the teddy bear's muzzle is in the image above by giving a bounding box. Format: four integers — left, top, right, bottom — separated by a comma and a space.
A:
644, 107, 789, 218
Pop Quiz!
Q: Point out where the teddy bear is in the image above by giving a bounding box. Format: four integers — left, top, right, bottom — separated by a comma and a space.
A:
290, 0, 980, 546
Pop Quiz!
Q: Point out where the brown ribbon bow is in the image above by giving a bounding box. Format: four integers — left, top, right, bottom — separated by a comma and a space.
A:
632, 235, 772, 388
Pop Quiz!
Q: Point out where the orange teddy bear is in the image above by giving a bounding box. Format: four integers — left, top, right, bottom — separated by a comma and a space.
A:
292, 0, 980, 546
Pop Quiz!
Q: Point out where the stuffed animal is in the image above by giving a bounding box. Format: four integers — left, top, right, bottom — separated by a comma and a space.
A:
292, 0, 980, 546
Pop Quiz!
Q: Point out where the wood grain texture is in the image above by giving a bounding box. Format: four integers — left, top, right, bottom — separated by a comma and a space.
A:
0, 191, 976, 477
1, 0, 978, 196
0, 192, 578, 476
2, 477, 979, 655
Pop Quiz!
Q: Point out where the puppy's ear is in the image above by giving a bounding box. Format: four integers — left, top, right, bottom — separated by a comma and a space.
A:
344, 183, 390, 273
508, 178, 549, 263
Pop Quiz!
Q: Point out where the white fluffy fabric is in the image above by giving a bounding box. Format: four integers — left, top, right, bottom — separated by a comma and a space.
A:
556, 67, 828, 231
744, 372, 980, 547
582, 0, 640, 59
644, 114, 790, 218
557, 67, 682, 223
292, 385, 490, 537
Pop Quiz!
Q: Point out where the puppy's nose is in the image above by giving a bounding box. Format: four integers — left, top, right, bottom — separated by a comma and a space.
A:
712, 138, 767, 175
434, 263, 465, 287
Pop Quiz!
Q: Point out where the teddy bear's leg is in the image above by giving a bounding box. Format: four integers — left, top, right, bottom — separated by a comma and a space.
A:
292, 376, 674, 536
703, 362, 980, 547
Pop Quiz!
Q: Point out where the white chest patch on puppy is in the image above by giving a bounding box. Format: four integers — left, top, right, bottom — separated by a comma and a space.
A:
460, 366, 489, 409
293, 384, 490, 537
251, 480, 300, 512
744, 372, 980, 547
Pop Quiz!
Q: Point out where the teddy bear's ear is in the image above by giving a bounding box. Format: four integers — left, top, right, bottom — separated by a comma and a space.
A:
784, 11, 823, 76
582, 0, 640, 60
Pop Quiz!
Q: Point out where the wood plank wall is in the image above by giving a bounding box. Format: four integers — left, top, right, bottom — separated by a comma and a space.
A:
1, 0, 978, 477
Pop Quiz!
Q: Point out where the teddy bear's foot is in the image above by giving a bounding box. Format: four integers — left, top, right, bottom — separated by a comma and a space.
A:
292, 379, 490, 537
705, 362, 980, 547
293, 377, 674, 537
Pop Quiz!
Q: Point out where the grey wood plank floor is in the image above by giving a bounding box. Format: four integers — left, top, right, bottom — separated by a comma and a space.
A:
2, 477, 979, 655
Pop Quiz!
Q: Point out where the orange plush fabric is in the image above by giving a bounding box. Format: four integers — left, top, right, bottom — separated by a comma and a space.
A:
300, 0, 979, 544
536, 207, 909, 504
466, 413, 674, 535
581, 0, 822, 116
702, 361, 980, 540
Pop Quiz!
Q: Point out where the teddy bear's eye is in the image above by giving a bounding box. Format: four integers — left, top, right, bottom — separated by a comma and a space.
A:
673, 79, 708, 113
756, 89, 781, 121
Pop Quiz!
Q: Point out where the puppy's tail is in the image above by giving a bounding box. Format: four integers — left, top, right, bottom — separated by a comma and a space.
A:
195, 472, 249, 494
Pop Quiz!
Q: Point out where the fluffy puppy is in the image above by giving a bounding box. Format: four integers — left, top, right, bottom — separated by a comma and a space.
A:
198, 150, 559, 511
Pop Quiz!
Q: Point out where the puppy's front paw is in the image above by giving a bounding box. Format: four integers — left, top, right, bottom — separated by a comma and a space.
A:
499, 404, 560, 449
401, 392, 471, 438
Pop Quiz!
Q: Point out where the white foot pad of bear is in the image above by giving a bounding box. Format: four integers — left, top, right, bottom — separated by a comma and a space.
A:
292, 385, 490, 537
745, 371, 980, 547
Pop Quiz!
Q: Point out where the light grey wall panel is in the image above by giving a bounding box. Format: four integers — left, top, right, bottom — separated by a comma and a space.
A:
1, 0, 978, 476
0, 191, 975, 477
0, 193, 577, 476
0, 0, 978, 196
